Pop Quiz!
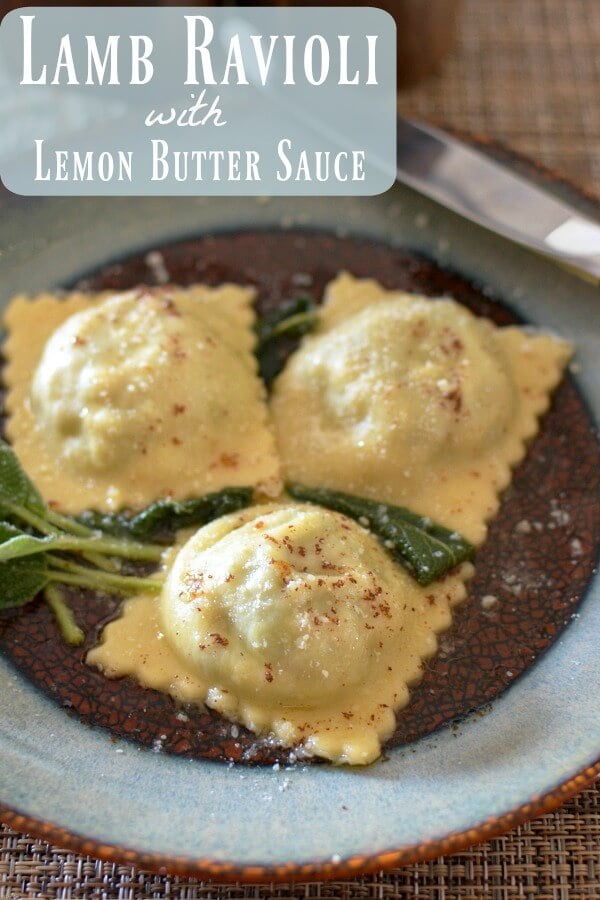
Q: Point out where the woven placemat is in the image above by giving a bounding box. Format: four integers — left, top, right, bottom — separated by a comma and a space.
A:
2, 0, 600, 896
1, 782, 599, 898
400, 0, 600, 196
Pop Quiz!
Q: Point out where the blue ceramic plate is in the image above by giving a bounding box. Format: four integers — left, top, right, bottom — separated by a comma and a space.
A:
0, 149, 599, 880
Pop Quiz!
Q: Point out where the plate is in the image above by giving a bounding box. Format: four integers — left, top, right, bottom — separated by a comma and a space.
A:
0, 140, 599, 880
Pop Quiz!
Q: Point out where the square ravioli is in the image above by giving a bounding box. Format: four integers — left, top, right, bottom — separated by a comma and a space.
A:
4, 284, 281, 513
271, 272, 573, 545
88, 500, 474, 766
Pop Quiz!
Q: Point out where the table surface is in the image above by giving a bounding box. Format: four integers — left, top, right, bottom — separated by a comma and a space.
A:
1, 0, 599, 896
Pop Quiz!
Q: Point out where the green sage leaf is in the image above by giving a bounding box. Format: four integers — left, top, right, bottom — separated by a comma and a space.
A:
0, 526, 54, 562
286, 483, 474, 586
255, 296, 319, 385
0, 524, 49, 609
76, 487, 254, 542
0, 439, 45, 517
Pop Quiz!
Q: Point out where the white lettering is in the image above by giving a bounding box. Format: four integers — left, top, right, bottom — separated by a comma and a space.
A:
333, 152, 348, 181
222, 35, 248, 85
338, 35, 359, 85
130, 35, 154, 85
296, 151, 312, 181
85, 35, 120, 85
22, 20, 154, 87
186, 91, 226, 126
353, 150, 366, 180
276, 138, 293, 182
34, 143, 134, 182
250, 35, 278, 86
98, 152, 114, 181
304, 35, 329, 86
145, 107, 176, 127
21, 21, 378, 91
366, 35, 378, 84
152, 139, 170, 180
20, 16, 46, 84
55, 150, 69, 180
151, 142, 262, 182
283, 35, 295, 85
73, 150, 94, 181
34, 139, 50, 180
145, 90, 226, 128
52, 35, 79, 85
184, 15, 216, 85
277, 140, 366, 183
247, 150, 260, 181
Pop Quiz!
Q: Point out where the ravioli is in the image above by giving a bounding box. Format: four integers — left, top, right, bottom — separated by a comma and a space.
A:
31, 269, 571, 766
4, 285, 280, 513
87, 503, 472, 765
270, 273, 572, 545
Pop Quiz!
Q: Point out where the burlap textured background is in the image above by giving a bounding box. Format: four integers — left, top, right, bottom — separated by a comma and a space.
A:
400, 0, 600, 193
1, 0, 599, 896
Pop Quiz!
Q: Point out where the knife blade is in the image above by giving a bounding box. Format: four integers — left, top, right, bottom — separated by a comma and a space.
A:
396, 118, 600, 283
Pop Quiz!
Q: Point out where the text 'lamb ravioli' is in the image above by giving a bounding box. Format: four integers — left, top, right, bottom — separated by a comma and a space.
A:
87, 503, 472, 765
270, 273, 572, 545
4, 286, 280, 513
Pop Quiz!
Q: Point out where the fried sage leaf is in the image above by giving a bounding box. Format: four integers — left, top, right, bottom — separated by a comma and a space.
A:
286, 483, 474, 586
0, 440, 251, 641
0, 440, 46, 519
0, 523, 49, 609
76, 488, 254, 542
255, 295, 319, 384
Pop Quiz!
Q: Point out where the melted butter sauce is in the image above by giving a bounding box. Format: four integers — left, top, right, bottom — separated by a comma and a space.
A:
4, 285, 280, 513
87, 590, 209, 705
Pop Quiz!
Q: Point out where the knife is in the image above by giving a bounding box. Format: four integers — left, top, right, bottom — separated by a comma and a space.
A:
396, 118, 600, 284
